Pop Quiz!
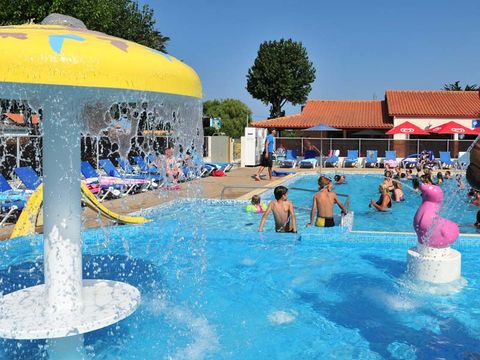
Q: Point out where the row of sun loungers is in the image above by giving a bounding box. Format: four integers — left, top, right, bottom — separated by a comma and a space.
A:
0, 156, 234, 226
277, 150, 463, 169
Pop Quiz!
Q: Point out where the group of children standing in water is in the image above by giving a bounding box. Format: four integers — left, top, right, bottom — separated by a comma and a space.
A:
253, 174, 348, 233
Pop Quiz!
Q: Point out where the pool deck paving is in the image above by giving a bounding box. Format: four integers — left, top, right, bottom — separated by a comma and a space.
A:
0, 165, 464, 240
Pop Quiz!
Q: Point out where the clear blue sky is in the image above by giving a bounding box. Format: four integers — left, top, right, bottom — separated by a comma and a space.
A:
142, 0, 479, 120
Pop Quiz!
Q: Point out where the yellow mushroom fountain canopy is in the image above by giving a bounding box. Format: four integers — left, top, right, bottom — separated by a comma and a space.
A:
0, 21, 201, 97
0, 15, 203, 147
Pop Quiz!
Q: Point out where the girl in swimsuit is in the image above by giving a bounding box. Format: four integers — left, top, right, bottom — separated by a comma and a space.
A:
393, 181, 404, 202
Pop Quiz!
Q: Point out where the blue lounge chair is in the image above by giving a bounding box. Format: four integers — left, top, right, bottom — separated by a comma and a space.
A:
401, 153, 420, 169
324, 150, 340, 168
101, 158, 162, 185
383, 151, 397, 168
0, 174, 31, 199
365, 150, 378, 168
343, 150, 359, 168
299, 150, 319, 168
204, 162, 233, 172
0, 174, 28, 226
81, 161, 133, 199
133, 156, 159, 174
439, 151, 454, 169
273, 148, 286, 164
406, 150, 437, 169
118, 157, 136, 174
118, 158, 164, 183
200, 163, 217, 177
14, 167, 42, 191
279, 150, 298, 168
421, 150, 438, 169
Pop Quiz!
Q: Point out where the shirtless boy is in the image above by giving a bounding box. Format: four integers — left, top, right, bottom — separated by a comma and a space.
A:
258, 186, 297, 232
306, 176, 347, 228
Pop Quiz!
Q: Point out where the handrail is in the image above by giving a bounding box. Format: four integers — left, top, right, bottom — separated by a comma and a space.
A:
220, 185, 350, 212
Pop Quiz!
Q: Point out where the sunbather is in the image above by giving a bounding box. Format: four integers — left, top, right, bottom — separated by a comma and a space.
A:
163, 147, 184, 184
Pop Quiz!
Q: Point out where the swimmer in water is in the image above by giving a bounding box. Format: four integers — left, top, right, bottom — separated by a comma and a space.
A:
306, 176, 347, 227
369, 184, 392, 211
334, 174, 346, 185
259, 186, 297, 233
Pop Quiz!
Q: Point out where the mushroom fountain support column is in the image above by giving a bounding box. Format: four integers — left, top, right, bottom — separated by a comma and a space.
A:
43, 100, 83, 313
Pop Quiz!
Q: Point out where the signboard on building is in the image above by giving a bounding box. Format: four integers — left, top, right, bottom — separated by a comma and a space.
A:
472, 119, 480, 128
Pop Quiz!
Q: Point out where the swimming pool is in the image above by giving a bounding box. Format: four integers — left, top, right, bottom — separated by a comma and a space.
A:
1, 195, 480, 359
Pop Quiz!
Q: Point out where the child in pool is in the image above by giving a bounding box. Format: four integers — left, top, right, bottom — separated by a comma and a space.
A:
436, 172, 444, 185
259, 186, 297, 232
334, 174, 346, 184
393, 181, 405, 201
246, 194, 267, 213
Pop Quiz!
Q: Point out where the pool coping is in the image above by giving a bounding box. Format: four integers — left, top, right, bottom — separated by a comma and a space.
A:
235, 173, 298, 200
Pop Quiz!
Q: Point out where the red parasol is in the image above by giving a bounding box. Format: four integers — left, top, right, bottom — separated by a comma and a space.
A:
429, 121, 476, 135
386, 121, 430, 135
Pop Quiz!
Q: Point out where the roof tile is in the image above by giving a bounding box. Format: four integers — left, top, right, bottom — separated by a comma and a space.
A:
386, 90, 480, 118
252, 100, 392, 129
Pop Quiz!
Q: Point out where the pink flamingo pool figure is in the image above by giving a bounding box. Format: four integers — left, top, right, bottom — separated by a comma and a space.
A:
413, 183, 459, 247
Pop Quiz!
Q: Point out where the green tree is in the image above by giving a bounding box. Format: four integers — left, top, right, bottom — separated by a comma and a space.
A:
0, 0, 169, 52
246, 39, 316, 119
203, 99, 252, 138
443, 81, 479, 91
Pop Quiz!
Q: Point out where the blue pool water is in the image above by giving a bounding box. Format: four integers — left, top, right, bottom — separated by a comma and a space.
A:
1, 195, 480, 359
278, 173, 479, 234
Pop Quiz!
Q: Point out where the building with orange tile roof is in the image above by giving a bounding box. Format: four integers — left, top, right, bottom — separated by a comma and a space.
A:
252, 100, 391, 137
386, 90, 480, 119
252, 90, 480, 140
0, 113, 40, 135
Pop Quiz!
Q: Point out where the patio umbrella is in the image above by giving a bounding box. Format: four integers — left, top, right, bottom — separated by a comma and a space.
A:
304, 123, 341, 131
386, 121, 430, 135
429, 121, 476, 135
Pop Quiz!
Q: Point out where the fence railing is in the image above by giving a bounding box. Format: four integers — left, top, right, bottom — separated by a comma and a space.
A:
276, 137, 476, 158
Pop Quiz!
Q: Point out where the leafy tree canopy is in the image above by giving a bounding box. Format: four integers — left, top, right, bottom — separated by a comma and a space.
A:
246, 38, 316, 119
0, 0, 169, 52
203, 99, 252, 139
443, 81, 479, 91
